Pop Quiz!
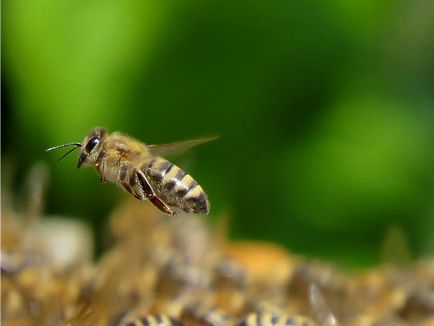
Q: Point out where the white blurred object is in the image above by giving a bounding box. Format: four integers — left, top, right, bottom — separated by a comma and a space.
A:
31, 216, 93, 268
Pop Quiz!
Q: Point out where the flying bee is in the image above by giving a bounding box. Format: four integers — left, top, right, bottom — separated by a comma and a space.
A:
46, 127, 216, 216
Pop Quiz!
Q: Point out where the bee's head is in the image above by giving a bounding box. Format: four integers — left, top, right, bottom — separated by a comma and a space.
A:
77, 127, 107, 168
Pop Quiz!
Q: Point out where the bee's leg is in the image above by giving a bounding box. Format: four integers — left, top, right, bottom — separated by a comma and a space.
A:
135, 169, 175, 216
117, 164, 144, 200
149, 196, 175, 216
95, 150, 107, 183
121, 183, 141, 200
133, 169, 153, 198
96, 169, 106, 183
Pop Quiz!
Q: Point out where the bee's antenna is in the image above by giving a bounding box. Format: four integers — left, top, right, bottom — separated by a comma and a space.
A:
46, 142, 82, 161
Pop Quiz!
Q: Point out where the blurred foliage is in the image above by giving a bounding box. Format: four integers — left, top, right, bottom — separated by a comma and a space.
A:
2, 0, 434, 267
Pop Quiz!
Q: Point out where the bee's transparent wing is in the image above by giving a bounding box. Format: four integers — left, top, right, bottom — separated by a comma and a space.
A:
146, 136, 218, 157
309, 283, 338, 325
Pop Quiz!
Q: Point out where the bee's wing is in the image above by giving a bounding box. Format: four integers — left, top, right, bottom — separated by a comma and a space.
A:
146, 136, 218, 158
309, 284, 338, 325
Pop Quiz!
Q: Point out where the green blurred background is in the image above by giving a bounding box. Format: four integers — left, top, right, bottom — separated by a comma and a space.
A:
2, 0, 433, 267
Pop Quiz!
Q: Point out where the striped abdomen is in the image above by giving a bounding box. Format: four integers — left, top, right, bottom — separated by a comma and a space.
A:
142, 157, 209, 214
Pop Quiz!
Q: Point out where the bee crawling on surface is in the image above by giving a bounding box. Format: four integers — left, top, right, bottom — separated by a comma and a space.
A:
117, 314, 183, 326
235, 311, 317, 326
46, 127, 216, 216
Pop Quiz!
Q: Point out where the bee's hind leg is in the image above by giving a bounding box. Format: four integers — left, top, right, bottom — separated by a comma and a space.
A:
149, 196, 175, 216
134, 169, 175, 216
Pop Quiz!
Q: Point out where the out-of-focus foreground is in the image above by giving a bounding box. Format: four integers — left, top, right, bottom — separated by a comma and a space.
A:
2, 165, 434, 326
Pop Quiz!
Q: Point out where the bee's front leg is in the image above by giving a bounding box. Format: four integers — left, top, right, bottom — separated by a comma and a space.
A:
95, 167, 106, 183
95, 150, 107, 183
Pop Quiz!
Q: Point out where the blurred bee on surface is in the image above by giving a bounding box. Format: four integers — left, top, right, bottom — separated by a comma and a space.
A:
46, 127, 217, 215
117, 314, 183, 326
399, 284, 434, 324
223, 241, 295, 289
180, 301, 230, 326
235, 311, 317, 326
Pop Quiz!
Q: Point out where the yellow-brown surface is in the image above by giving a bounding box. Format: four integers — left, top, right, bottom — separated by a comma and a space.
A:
2, 198, 433, 326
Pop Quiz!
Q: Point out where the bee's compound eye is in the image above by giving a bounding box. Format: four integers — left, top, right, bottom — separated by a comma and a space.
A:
85, 137, 100, 152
